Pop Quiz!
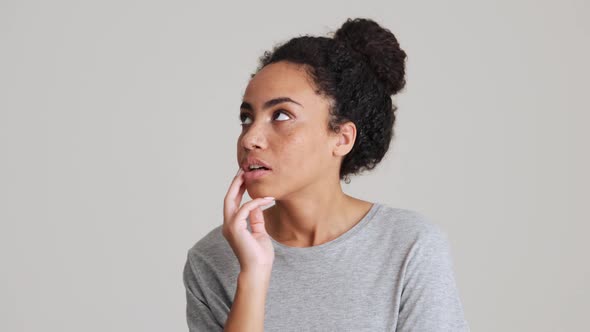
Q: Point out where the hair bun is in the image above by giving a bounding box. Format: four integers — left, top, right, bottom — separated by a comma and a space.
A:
333, 18, 407, 95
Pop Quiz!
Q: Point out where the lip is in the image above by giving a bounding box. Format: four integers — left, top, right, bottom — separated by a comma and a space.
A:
241, 156, 273, 172
242, 168, 272, 181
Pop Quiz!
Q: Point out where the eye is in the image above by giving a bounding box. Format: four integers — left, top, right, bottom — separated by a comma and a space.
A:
239, 113, 252, 125
272, 110, 291, 121
239, 110, 291, 126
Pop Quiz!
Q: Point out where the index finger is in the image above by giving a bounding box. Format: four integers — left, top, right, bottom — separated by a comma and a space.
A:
224, 168, 246, 220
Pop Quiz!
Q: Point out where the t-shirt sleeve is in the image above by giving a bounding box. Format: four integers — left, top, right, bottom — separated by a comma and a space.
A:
183, 251, 224, 332
395, 224, 470, 332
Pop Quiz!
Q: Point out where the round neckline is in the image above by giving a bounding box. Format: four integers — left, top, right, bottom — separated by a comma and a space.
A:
267, 202, 382, 256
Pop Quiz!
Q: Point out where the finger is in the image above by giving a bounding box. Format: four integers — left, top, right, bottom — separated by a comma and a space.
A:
249, 205, 268, 235
236, 176, 246, 199
231, 197, 275, 228
227, 181, 247, 223
224, 168, 245, 220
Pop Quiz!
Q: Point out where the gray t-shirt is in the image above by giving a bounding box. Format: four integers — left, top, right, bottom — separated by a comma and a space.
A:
183, 202, 470, 331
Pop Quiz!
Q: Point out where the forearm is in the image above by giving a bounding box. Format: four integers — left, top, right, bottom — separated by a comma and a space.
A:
224, 271, 271, 332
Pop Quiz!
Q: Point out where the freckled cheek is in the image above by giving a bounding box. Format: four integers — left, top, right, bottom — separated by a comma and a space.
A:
276, 134, 315, 173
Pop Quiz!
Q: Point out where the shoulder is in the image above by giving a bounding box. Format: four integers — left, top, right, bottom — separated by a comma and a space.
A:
186, 224, 236, 269
374, 205, 459, 284
373, 203, 450, 249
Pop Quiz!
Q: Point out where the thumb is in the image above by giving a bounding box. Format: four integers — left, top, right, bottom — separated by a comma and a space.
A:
249, 206, 269, 235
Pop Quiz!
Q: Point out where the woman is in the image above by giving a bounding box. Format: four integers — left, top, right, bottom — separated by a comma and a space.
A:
183, 17, 470, 331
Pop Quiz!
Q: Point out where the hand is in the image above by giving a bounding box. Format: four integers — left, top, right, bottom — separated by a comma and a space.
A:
222, 168, 275, 276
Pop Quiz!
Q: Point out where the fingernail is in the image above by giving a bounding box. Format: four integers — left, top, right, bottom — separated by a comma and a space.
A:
263, 196, 275, 200
236, 168, 243, 176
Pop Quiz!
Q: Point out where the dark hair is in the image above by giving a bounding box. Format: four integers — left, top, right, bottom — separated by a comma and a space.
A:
252, 18, 407, 184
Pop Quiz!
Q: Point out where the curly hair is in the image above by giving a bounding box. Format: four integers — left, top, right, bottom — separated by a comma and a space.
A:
251, 18, 407, 184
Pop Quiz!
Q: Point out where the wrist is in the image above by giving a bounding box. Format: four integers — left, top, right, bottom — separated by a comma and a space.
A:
238, 270, 272, 287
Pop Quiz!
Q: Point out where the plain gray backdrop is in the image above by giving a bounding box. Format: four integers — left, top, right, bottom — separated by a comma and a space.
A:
1, 0, 588, 331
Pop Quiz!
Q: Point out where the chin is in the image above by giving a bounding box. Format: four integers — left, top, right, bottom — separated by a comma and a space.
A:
246, 188, 268, 199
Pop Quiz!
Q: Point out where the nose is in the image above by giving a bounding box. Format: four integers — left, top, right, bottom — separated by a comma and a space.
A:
240, 122, 268, 151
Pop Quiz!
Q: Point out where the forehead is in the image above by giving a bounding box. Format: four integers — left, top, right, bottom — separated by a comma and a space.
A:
243, 61, 319, 104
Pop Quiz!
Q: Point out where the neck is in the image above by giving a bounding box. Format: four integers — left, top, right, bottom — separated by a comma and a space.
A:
264, 184, 371, 247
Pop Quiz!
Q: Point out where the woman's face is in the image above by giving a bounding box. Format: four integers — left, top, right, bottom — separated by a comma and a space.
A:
236, 61, 339, 199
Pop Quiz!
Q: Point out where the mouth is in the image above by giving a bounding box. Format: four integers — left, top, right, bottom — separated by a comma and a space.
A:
245, 166, 271, 172
241, 157, 273, 173
243, 168, 272, 181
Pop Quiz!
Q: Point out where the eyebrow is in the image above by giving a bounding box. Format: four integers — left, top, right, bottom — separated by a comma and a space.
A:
240, 97, 303, 112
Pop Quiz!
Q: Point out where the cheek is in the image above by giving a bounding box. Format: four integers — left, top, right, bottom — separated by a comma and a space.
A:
277, 130, 324, 173
277, 134, 303, 167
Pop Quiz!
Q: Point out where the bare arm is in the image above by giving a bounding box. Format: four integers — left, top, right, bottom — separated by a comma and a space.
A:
224, 271, 271, 332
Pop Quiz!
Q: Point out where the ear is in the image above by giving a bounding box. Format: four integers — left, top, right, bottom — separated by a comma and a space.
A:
332, 121, 356, 157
